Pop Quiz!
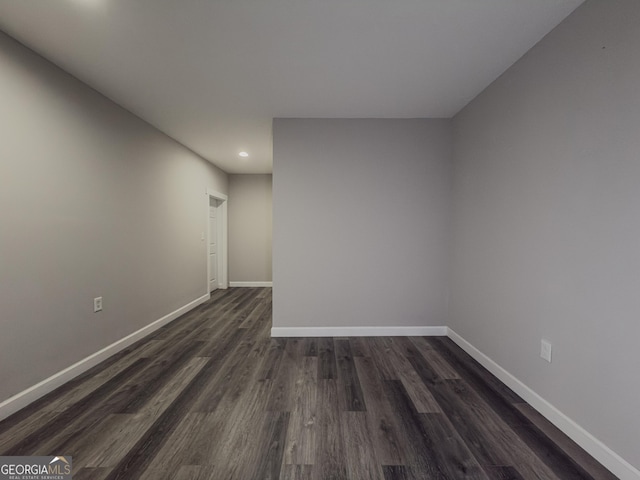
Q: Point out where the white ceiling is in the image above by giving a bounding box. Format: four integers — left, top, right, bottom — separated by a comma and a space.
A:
0, 0, 583, 174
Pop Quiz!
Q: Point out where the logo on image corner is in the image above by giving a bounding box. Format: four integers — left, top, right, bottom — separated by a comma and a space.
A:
0, 455, 72, 479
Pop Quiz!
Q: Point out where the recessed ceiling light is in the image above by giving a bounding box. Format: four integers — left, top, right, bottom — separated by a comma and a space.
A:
239, 151, 249, 157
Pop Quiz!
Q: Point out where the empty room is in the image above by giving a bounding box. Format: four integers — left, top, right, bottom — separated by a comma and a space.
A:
0, 1, 638, 479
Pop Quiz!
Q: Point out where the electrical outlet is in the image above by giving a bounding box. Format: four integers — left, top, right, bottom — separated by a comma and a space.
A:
94, 297, 103, 313
540, 339, 552, 363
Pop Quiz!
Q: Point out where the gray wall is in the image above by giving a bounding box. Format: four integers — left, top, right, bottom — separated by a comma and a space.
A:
273, 119, 451, 329
228, 174, 273, 283
0, 32, 228, 403
450, 0, 640, 469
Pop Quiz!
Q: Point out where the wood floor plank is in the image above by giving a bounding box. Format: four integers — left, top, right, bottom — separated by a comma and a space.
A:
283, 357, 317, 465
258, 337, 287, 380
267, 339, 304, 412
397, 367, 442, 414
317, 338, 338, 380
173, 465, 217, 480
417, 412, 489, 480
210, 379, 278, 479
42, 339, 164, 414
316, 379, 340, 427
512, 424, 599, 480
239, 294, 272, 329
194, 314, 247, 358
280, 465, 313, 480
102, 338, 253, 479
78, 357, 208, 468
242, 412, 290, 480
0, 409, 60, 453
438, 382, 561, 480
303, 338, 318, 357
200, 332, 270, 414
313, 380, 347, 480
427, 337, 523, 405
73, 468, 113, 480
383, 378, 490, 480
514, 403, 618, 480
382, 379, 447, 479
353, 356, 409, 466
230, 289, 263, 318
366, 337, 400, 380
137, 412, 219, 479
257, 287, 271, 299
402, 344, 561, 479
103, 395, 196, 478
32, 341, 207, 457
1, 358, 150, 456
382, 465, 413, 480
385, 338, 441, 413
178, 412, 226, 467
199, 287, 247, 315
190, 331, 263, 413
233, 293, 266, 325
71, 413, 137, 468
150, 299, 227, 342
427, 379, 514, 467
115, 342, 207, 414
334, 339, 366, 411
409, 337, 460, 380
482, 466, 525, 480
341, 411, 384, 480
405, 337, 527, 425
348, 337, 371, 357
420, 341, 594, 480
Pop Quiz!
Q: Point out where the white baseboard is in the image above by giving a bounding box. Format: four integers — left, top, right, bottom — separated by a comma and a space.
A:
447, 328, 640, 480
229, 281, 272, 287
0, 293, 210, 422
271, 326, 447, 337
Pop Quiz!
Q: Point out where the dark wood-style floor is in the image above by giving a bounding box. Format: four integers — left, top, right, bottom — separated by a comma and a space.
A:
0, 288, 616, 480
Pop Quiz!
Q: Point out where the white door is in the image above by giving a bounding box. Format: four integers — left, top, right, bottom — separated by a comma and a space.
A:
209, 198, 219, 292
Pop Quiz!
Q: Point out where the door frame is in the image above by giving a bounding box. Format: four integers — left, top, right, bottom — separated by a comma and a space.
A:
206, 188, 228, 291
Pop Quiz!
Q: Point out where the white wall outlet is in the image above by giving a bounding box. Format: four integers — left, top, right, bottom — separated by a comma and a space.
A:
540, 339, 552, 363
94, 296, 103, 313
201, 231, 205, 241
